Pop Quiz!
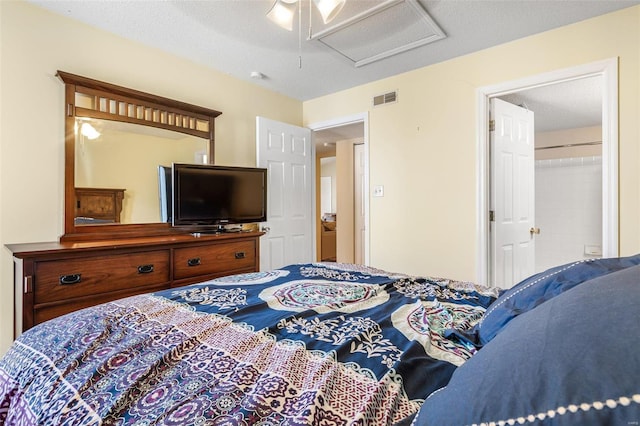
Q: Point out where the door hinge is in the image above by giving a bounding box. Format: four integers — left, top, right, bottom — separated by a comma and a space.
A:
489, 120, 495, 132
489, 210, 495, 222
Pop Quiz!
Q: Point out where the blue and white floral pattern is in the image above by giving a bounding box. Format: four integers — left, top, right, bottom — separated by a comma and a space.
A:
0, 263, 497, 425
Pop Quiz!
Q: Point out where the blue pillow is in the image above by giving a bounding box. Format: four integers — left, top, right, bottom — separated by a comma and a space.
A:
413, 264, 640, 426
476, 254, 640, 345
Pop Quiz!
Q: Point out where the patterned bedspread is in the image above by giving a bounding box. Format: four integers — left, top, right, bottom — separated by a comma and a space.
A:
0, 263, 498, 425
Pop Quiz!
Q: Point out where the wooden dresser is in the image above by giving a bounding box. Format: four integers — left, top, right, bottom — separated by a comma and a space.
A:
75, 187, 125, 223
7, 231, 262, 337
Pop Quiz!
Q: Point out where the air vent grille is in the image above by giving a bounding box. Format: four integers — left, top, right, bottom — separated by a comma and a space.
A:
373, 91, 398, 106
310, 0, 446, 68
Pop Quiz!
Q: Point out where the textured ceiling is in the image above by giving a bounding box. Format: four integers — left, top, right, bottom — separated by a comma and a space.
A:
28, 0, 631, 142
29, 0, 638, 101
499, 76, 603, 133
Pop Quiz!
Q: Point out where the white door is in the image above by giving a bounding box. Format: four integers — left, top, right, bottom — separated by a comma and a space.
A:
256, 116, 314, 271
353, 143, 365, 264
490, 98, 536, 289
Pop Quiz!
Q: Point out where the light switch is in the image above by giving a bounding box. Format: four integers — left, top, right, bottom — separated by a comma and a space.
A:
373, 185, 384, 197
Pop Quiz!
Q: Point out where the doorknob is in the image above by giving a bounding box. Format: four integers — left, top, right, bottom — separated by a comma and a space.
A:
530, 227, 541, 236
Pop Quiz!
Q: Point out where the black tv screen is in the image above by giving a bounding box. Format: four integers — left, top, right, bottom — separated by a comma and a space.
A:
171, 163, 267, 227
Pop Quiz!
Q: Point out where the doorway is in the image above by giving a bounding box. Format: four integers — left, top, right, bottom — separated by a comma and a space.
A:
477, 59, 619, 286
309, 113, 369, 265
498, 77, 604, 277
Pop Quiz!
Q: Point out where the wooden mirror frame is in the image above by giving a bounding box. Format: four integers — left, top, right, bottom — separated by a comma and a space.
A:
58, 71, 222, 241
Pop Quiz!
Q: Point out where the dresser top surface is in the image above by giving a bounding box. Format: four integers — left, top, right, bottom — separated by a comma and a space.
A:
6, 231, 264, 258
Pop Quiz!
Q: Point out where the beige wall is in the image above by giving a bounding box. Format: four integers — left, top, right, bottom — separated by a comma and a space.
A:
2, 2, 639, 356
335, 139, 358, 264
315, 151, 335, 260
304, 6, 640, 280
76, 129, 206, 223
0, 1, 4, 356
535, 126, 602, 160
0, 1, 301, 354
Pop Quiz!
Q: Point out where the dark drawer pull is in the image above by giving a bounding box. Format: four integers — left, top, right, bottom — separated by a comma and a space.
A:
187, 257, 201, 267
137, 264, 154, 274
59, 274, 82, 285
234, 252, 246, 259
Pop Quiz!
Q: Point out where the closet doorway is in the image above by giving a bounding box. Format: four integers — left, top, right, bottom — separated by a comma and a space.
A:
497, 78, 604, 276
477, 59, 619, 287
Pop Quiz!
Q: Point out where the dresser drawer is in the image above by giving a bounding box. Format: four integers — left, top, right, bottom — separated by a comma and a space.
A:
174, 241, 256, 280
34, 250, 170, 304
34, 282, 168, 325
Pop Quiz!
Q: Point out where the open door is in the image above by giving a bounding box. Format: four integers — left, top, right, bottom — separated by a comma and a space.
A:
478, 60, 618, 287
490, 99, 536, 289
256, 116, 314, 271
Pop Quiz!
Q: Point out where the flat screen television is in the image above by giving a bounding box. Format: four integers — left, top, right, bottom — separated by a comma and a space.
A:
157, 165, 172, 223
169, 163, 267, 229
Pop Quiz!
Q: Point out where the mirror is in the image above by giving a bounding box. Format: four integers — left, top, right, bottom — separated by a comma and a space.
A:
58, 70, 222, 241
74, 119, 208, 225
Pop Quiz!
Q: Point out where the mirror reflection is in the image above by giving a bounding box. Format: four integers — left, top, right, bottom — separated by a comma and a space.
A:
74, 119, 208, 226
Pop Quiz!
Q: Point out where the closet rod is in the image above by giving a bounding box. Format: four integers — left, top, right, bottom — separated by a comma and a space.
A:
535, 141, 602, 151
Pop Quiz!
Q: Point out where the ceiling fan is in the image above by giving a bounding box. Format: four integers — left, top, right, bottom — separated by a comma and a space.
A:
266, 0, 346, 31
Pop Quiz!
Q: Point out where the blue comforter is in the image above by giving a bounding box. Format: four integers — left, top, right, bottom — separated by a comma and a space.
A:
0, 263, 498, 425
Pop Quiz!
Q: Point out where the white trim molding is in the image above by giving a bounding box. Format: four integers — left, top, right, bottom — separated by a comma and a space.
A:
476, 58, 619, 286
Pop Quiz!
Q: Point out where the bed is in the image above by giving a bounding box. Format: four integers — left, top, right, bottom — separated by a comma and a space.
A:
1, 256, 639, 425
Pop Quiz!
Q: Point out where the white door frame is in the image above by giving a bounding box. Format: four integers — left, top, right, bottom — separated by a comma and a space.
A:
476, 58, 619, 285
308, 112, 370, 266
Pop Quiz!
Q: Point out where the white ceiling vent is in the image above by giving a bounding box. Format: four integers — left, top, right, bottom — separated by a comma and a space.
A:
309, 0, 446, 68
373, 91, 398, 107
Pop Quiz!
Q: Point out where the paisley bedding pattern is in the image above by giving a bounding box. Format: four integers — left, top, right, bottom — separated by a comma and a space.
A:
0, 263, 499, 425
